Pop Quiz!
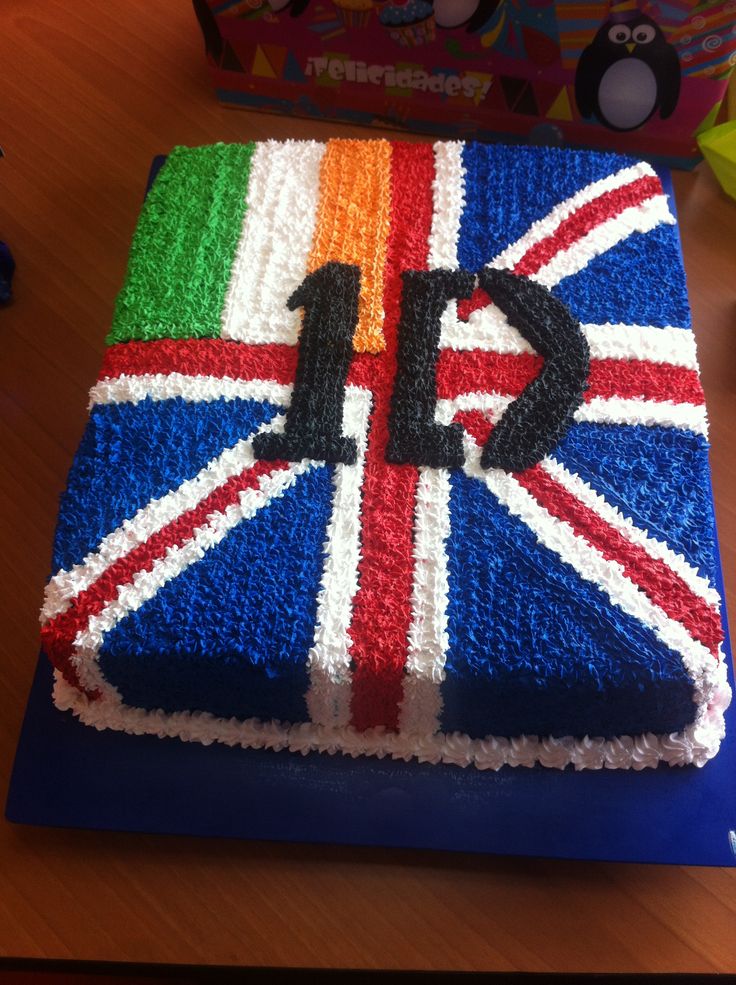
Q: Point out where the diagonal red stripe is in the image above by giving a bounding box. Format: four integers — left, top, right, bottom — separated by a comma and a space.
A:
513, 175, 664, 277
455, 175, 664, 317
515, 466, 722, 656
347, 142, 435, 733
42, 458, 289, 695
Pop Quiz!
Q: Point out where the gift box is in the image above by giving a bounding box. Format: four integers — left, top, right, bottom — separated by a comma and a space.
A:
194, 0, 736, 166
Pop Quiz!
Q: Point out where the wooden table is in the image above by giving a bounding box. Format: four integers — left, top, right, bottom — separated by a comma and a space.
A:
1, 0, 735, 972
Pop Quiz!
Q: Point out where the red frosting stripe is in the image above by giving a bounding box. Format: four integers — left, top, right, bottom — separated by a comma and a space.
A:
515, 465, 723, 656
347, 141, 435, 733
42, 459, 290, 694
436, 350, 705, 405
100, 339, 299, 385
514, 175, 664, 278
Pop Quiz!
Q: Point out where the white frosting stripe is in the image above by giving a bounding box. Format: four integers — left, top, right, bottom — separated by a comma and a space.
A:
427, 141, 465, 269
221, 140, 325, 344
440, 317, 699, 369
540, 456, 720, 607
399, 468, 453, 735
89, 374, 293, 409
435, 392, 708, 436
41, 414, 287, 624
575, 396, 708, 436
582, 323, 698, 368
462, 436, 715, 689
489, 162, 669, 282
307, 387, 372, 728
91, 373, 709, 437
71, 459, 316, 695
530, 195, 675, 289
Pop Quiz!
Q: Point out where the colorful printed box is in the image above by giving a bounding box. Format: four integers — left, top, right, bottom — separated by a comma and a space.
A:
193, 0, 736, 166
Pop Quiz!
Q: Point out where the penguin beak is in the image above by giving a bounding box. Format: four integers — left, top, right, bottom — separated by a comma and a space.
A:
626, 42, 635, 54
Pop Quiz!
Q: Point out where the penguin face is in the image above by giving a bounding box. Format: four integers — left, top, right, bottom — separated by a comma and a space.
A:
595, 14, 667, 58
575, 12, 681, 131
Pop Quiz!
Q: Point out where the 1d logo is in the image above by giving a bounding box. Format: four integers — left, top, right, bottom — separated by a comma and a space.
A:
253, 261, 590, 472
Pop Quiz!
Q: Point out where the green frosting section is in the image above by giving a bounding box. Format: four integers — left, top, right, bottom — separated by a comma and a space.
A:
107, 143, 254, 343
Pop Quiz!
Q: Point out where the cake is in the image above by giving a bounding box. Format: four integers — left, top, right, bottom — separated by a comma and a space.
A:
41, 139, 731, 770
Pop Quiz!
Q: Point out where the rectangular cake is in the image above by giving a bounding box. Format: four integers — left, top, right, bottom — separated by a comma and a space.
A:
41, 139, 731, 770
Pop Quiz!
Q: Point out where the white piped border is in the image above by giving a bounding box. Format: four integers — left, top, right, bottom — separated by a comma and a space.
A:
53, 653, 730, 771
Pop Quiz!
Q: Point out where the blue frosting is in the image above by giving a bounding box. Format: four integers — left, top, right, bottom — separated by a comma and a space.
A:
441, 470, 695, 739
458, 142, 689, 328
553, 424, 716, 580
98, 463, 334, 724
553, 224, 690, 328
52, 397, 281, 573
459, 143, 642, 271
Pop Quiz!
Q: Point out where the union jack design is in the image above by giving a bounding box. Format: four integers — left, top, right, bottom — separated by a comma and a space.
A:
42, 140, 730, 770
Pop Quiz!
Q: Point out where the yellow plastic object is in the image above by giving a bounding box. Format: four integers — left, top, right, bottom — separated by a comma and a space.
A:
697, 121, 736, 202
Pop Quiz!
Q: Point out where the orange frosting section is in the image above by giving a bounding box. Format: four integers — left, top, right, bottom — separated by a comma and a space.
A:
308, 139, 392, 353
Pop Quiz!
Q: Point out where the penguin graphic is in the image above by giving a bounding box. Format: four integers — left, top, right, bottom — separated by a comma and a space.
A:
575, 0, 680, 132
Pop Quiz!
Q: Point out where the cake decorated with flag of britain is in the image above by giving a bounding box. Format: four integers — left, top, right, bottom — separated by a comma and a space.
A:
40, 139, 731, 770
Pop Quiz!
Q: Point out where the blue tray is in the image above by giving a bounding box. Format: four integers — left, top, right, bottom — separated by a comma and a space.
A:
5, 628, 735, 863
6, 160, 735, 864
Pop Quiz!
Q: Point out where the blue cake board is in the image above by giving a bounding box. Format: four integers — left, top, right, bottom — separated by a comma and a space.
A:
6, 161, 736, 864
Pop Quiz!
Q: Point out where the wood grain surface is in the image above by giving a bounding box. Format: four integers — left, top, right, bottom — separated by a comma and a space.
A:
1, 0, 736, 971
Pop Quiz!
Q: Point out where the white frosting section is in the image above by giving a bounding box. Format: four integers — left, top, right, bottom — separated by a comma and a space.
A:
427, 141, 465, 269
41, 413, 287, 624
440, 316, 698, 370
582, 323, 698, 368
54, 650, 730, 770
461, 435, 715, 690
221, 140, 325, 344
89, 374, 292, 410
90, 372, 709, 437
575, 396, 708, 436
435, 391, 708, 436
540, 456, 720, 607
489, 162, 663, 275
306, 387, 372, 728
71, 457, 317, 695
404, 468, 452, 685
530, 195, 675, 289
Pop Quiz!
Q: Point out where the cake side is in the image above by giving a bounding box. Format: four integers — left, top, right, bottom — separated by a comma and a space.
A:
41, 140, 731, 770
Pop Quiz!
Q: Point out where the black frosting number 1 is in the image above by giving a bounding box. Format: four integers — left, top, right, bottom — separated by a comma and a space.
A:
254, 261, 589, 472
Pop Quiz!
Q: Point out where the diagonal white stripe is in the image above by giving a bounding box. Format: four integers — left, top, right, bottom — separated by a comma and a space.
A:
490, 162, 661, 273
540, 456, 720, 607
531, 195, 675, 289
462, 436, 713, 689
71, 459, 316, 695
41, 413, 288, 624
307, 387, 372, 728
